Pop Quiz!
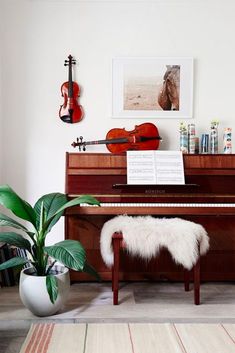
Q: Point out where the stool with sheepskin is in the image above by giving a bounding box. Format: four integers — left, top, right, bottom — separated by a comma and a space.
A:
100, 215, 209, 305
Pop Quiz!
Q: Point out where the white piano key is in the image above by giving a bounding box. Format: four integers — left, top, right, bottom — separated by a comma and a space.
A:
80, 203, 235, 207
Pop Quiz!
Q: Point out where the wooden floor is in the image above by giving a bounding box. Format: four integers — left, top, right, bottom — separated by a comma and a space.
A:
1, 282, 235, 352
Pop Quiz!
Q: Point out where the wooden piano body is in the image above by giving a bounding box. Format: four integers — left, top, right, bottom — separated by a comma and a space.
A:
65, 152, 235, 282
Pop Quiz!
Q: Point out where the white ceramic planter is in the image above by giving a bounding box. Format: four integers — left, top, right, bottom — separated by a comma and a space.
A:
19, 267, 70, 317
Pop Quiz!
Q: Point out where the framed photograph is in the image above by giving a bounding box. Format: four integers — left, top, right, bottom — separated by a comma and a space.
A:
112, 57, 193, 119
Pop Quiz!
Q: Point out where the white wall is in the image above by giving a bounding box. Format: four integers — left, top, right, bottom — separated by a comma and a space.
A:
0, 4, 3, 185
1, 0, 235, 241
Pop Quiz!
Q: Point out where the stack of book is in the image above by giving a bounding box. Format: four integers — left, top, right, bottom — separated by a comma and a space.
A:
0, 242, 15, 286
0, 244, 30, 287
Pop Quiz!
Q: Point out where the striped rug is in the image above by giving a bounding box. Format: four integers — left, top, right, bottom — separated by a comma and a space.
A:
19, 323, 235, 353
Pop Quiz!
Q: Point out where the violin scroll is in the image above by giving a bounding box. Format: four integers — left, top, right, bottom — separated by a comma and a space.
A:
64, 55, 76, 67
71, 136, 86, 151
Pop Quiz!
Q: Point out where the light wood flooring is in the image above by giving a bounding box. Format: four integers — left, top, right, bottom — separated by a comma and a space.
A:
1, 282, 235, 353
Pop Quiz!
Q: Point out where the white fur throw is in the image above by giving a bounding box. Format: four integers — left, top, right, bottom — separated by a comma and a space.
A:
100, 215, 209, 270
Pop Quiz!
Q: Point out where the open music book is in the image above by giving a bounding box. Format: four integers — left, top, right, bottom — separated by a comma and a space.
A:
127, 150, 185, 185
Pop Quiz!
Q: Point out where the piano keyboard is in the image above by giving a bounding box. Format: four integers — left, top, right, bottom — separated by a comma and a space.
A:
80, 203, 235, 207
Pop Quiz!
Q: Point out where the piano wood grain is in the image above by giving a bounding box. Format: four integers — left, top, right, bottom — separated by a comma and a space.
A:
66, 205, 235, 216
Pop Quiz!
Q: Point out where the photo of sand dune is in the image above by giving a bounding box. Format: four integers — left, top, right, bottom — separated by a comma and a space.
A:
124, 76, 163, 110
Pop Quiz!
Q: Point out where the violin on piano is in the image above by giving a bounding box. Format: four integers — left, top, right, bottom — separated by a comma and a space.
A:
71, 122, 162, 153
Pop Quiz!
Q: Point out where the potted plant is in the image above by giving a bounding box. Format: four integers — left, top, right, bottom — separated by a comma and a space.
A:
0, 184, 100, 316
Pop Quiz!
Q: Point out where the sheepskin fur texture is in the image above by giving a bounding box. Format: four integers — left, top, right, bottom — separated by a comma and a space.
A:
100, 215, 209, 270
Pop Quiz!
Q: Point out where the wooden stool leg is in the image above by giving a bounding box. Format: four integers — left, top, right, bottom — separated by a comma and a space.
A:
112, 233, 122, 305
112, 267, 114, 292
194, 257, 200, 305
184, 270, 190, 292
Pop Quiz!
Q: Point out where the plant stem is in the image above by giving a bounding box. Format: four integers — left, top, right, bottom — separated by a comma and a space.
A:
35, 234, 46, 275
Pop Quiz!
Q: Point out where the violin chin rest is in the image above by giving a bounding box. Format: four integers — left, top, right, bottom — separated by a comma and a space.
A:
60, 115, 72, 124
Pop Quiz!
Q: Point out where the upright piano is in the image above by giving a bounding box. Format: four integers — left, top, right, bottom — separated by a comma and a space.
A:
65, 152, 235, 282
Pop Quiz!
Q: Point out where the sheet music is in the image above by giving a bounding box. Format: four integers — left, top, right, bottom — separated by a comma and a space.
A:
127, 150, 185, 185
127, 151, 156, 184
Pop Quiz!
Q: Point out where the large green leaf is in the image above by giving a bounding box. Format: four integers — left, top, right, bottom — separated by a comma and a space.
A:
0, 256, 28, 271
0, 185, 37, 228
43, 195, 100, 232
44, 240, 86, 271
83, 262, 100, 280
46, 275, 58, 304
0, 212, 29, 232
34, 193, 68, 232
0, 232, 32, 252
56, 195, 100, 212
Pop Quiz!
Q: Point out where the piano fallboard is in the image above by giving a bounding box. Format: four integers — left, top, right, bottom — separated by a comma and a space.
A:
66, 204, 235, 216
65, 153, 235, 282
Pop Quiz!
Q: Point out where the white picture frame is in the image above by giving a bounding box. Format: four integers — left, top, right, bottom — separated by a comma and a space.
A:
112, 57, 193, 119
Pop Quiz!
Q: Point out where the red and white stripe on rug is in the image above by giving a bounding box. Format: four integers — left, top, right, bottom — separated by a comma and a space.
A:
19, 323, 235, 353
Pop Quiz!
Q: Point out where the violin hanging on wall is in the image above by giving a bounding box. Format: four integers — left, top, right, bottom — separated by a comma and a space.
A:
59, 55, 83, 123
71, 122, 162, 153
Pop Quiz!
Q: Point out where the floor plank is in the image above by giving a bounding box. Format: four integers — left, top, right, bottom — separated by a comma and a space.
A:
0, 329, 27, 353
2, 283, 235, 324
